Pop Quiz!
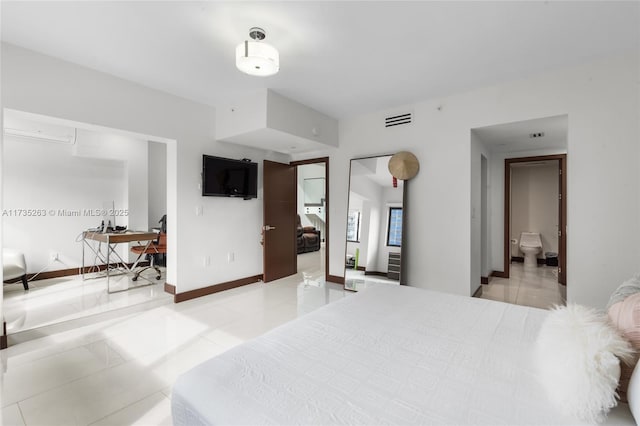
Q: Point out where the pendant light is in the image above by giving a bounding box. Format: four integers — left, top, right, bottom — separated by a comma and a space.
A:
235, 27, 279, 77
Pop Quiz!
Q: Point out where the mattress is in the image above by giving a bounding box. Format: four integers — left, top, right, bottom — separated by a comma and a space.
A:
172, 284, 635, 425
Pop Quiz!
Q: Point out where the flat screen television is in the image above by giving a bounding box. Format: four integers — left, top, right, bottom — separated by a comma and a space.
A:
202, 155, 258, 199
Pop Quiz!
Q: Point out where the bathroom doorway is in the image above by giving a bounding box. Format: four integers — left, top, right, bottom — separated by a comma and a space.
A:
504, 154, 567, 285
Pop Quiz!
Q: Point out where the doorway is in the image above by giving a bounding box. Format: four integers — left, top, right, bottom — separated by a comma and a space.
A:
2, 109, 176, 342
262, 157, 329, 284
504, 154, 567, 285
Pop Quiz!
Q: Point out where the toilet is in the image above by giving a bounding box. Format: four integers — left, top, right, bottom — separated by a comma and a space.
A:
519, 232, 542, 269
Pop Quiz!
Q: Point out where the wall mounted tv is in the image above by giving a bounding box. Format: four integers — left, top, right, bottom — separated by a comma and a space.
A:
202, 155, 258, 199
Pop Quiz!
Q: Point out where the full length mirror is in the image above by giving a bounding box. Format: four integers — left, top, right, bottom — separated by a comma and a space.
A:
345, 155, 403, 290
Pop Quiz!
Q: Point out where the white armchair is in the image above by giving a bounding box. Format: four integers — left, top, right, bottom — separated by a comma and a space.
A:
3, 249, 28, 290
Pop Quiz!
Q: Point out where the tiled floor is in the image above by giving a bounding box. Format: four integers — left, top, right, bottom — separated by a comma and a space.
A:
1, 244, 407, 426
345, 268, 400, 291
3, 268, 172, 335
1, 272, 354, 425
480, 262, 566, 309
3, 252, 557, 425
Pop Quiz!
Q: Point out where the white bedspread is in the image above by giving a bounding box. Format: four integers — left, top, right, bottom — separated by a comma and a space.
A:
172, 285, 634, 425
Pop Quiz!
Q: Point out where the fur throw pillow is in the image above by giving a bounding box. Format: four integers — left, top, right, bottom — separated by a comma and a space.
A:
535, 304, 634, 423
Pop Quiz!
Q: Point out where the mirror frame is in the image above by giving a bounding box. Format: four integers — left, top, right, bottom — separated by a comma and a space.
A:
344, 153, 405, 290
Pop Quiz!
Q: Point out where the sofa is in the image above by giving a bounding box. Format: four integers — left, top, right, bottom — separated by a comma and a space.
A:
297, 215, 321, 254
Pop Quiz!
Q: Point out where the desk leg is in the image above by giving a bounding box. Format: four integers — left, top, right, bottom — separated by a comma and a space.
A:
81, 237, 85, 280
106, 235, 110, 293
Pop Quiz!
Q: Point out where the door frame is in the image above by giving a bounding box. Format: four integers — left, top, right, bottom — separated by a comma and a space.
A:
503, 154, 567, 284
290, 157, 330, 280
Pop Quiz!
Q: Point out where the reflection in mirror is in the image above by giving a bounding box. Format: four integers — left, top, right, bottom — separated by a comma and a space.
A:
345, 155, 403, 291
2, 110, 170, 336
303, 177, 325, 206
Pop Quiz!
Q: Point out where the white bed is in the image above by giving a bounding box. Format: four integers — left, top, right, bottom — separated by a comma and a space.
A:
172, 285, 635, 425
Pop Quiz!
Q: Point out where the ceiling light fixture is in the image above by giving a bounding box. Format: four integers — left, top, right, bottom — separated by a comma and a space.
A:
235, 27, 279, 77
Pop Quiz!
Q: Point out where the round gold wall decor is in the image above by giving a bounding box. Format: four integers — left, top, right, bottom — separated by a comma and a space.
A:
388, 151, 419, 180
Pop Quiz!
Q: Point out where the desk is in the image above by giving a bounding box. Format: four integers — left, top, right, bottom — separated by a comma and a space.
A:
82, 231, 158, 293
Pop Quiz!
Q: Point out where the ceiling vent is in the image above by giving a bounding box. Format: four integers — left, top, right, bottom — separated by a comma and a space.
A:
529, 132, 545, 139
385, 113, 412, 128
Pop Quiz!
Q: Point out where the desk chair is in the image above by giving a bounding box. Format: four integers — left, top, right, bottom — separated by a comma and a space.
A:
130, 232, 166, 281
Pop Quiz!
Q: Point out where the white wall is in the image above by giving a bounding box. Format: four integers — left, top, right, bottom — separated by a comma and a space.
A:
295, 52, 639, 308
348, 174, 384, 270
511, 163, 559, 258
72, 129, 149, 233
345, 195, 371, 271
3, 127, 150, 271
480, 155, 489, 278
365, 202, 381, 271
267, 90, 339, 148
374, 186, 402, 274
1, 43, 290, 305
471, 132, 491, 294
148, 141, 167, 228
346, 192, 363, 260
216, 89, 339, 149
3, 136, 127, 272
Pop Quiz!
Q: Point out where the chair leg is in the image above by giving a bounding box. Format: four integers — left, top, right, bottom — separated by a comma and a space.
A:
21, 275, 29, 290
153, 265, 162, 280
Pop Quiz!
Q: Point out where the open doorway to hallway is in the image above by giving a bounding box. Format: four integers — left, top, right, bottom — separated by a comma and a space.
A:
472, 115, 567, 309
294, 159, 327, 285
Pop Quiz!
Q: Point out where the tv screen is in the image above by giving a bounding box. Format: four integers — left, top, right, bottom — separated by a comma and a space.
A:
202, 155, 258, 199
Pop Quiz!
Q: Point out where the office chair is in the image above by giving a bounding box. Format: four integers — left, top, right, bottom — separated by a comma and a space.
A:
130, 232, 166, 281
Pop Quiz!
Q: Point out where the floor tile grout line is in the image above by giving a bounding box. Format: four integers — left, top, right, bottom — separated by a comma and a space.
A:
6, 254, 353, 424
86, 391, 169, 426
9, 306, 257, 410
5, 355, 122, 410
4, 317, 169, 409
2, 333, 117, 376
10, 349, 174, 421
17, 401, 28, 426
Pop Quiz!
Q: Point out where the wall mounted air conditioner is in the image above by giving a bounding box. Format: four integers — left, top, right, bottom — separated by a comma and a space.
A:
3, 127, 77, 145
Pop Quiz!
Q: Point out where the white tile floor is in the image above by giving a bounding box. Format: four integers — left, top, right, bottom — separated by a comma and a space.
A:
5, 251, 554, 425
480, 262, 566, 309
345, 268, 400, 291
1, 247, 405, 426
3, 269, 172, 335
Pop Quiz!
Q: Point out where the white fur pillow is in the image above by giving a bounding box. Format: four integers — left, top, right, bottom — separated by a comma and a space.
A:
535, 304, 634, 423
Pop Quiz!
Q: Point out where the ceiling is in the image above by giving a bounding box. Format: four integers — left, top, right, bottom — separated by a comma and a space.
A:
351, 156, 402, 189
473, 115, 568, 154
2, 2, 638, 119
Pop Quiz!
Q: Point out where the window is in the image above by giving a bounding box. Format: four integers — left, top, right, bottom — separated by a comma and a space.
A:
387, 207, 403, 247
346, 211, 361, 242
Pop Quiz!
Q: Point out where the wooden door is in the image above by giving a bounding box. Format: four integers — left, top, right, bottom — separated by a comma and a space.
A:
558, 157, 567, 285
263, 160, 297, 282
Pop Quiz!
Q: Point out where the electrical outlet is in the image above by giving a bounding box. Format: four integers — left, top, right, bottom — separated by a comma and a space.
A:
203, 256, 211, 267
227, 252, 235, 263
196, 206, 203, 216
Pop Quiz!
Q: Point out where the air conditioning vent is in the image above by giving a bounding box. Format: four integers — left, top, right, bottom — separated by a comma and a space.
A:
385, 113, 412, 128
3, 127, 77, 145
